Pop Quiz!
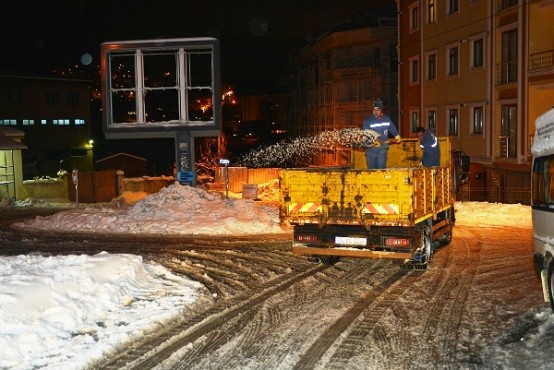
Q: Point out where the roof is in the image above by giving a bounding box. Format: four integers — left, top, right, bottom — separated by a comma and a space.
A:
0, 135, 27, 150
95, 152, 147, 163
0, 126, 25, 138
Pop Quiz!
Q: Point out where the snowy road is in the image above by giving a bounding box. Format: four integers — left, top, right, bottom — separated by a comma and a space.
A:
145, 225, 546, 370
1, 211, 551, 369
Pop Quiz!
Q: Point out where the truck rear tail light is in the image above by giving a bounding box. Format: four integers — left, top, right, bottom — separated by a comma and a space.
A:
384, 237, 410, 247
296, 234, 319, 243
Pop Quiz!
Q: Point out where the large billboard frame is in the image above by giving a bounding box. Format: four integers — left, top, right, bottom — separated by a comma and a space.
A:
101, 37, 221, 139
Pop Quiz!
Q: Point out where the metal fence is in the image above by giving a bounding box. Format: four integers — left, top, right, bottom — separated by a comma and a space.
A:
456, 188, 531, 205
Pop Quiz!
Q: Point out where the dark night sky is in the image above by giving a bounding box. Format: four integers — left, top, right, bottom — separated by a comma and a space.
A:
1, 0, 395, 92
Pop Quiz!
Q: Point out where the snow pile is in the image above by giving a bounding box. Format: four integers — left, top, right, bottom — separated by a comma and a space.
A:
455, 201, 531, 227
0, 252, 206, 370
13, 183, 288, 235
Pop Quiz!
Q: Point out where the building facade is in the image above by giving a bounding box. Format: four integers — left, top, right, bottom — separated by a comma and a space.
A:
284, 15, 398, 166
398, 0, 554, 204
0, 76, 93, 179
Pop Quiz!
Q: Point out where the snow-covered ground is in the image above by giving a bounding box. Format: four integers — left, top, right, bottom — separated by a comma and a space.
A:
0, 182, 549, 370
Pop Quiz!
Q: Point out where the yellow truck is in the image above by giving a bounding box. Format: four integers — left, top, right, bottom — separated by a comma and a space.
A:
279, 138, 456, 269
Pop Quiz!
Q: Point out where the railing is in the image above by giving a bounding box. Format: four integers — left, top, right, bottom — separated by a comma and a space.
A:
497, 135, 517, 158
496, 60, 517, 85
529, 49, 554, 72
457, 188, 531, 206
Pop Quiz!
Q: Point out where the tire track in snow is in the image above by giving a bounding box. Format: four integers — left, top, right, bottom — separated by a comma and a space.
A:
98, 263, 330, 370
292, 268, 410, 370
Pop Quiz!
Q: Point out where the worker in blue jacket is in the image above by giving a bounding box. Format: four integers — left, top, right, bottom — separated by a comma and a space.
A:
416, 126, 440, 167
363, 99, 401, 169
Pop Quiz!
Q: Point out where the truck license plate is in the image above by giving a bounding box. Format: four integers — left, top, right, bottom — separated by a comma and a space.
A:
335, 236, 367, 246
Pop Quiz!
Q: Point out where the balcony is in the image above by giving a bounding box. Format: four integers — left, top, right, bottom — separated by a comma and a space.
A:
496, 60, 517, 85
497, 135, 516, 158
529, 49, 554, 73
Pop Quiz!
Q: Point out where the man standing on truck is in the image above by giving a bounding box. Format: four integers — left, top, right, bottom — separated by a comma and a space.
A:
363, 99, 401, 169
415, 126, 440, 167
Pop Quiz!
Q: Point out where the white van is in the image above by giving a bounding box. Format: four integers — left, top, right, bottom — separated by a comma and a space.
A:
532, 108, 554, 312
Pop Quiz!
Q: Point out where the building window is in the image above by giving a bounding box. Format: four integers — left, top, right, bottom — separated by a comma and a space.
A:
426, 52, 437, 81
41, 119, 47, 125
410, 110, 420, 132
427, 0, 436, 24
447, 46, 459, 76
46, 91, 60, 104
427, 110, 437, 130
497, 0, 518, 12
499, 104, 517, 158
499, 29, 518, 84
447, 0, 459, 15
409, 3, 419, 31
472, 106, 483, 135
53, 119, 70, 125
471, 37, 484, 69
0, 119, 17, 125
448, 108, 459, 136
75, 119, 85, 125
22, 119, 35, 126
409, 56, 419, 84
66, 92, 80, 106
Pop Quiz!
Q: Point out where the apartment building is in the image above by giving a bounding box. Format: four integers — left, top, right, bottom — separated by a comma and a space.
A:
0, 76, 93, 180
398, 0, 554, 204
284, 14, 398, 166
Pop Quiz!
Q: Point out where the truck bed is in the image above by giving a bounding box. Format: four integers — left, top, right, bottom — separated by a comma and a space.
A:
279, 166, 453, 227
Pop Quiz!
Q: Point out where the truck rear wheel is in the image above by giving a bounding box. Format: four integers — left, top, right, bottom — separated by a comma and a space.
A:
548, 262, 554, 312
320, 256, 339, 265
422, 232, 432, 264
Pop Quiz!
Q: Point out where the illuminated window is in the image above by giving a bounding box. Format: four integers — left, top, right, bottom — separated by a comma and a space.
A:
427, 0, 436, 24
53, 119, 70, 125
0, 119, 17, 125
22, 119, 34, 125
74, 119, 85, 125
41, 119, 47, 125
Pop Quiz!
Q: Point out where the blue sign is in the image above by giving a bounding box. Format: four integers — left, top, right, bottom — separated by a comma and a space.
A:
177, 171, 195, 184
